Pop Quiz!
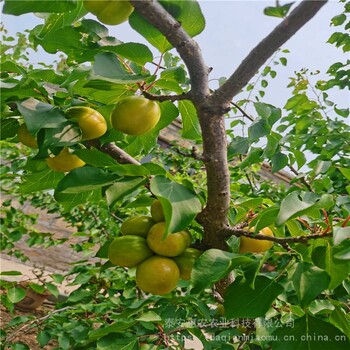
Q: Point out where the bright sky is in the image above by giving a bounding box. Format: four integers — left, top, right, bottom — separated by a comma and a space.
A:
1, 1, 348, 111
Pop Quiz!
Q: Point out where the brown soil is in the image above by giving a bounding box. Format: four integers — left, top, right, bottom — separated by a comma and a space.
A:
0, 301, 57, 349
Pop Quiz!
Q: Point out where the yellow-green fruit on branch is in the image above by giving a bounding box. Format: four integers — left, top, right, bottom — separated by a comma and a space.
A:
83, 0, 134, 25
136, 256, 180, 295
18, 123, 38, 149
121, 216, 156, 238
173, 247, 202, 280
239, 227, 274, 253
147, 222, 191, 257
46, 147, 85, 173
111, 96, 161, 135
150, 199, 165, 222
108, 235, 153, 268
66, 106, 107, 140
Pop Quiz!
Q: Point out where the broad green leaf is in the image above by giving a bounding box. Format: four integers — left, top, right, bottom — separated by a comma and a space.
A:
91, 53, 149, 84
37, 331, 51, 347
271, 152, 288, 173
263, 2, 294, 18
234, 197, 263, 209
248, 118, 271, 141
252, 207, 280, 233
96, 334, 138, 350
150, 175, 202, 233
239, 147, 263, 169
333, 226, 350, 245
331, 14, 347, 26
7, 287, 26, 303
56, 167, 120, 194
1, 118, 19, 140
20, 169, 65, 194
9, 343, 29, 350
339, 167, 350, 180
129, 0, 205, 52
291, 262, 330, 308
329, 307, 350, 339
74, 149, 118, 168
191, 249, 253, 294
136, 311, 162, 322
3, 0, 76, 15
35, 26, 84, 55
178, 100, 201, 140
227, 136, 250, 159
254, 102, 272, 119
55, 189, 101, 211
38, 2, 87, 38
312, 245, 350, 290
272, 314, 349, 350
89, 321, 137, 341
286, 219, 305, 237
17, 98, 67, 134
113, 43, 153, 65
106, 177, 147, 207
224, 276, 283, 318
275, 191, 334, 227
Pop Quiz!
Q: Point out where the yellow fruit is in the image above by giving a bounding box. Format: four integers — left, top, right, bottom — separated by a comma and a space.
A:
136, 256, 180, 295
108, 235, 153, 268
150, 199, 165, 222
17, 123, 38, 148
147, 222, 191, 257
173, 248, 202, 280
239, 227, 274, 253
111, 96, 161, 135
121, 216, 156, 238
66, 106, 107, 140
83, 0, 134, 25
46, 147, 85, 172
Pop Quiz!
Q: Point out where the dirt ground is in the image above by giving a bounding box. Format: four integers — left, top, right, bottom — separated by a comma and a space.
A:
1, 301, 58, 349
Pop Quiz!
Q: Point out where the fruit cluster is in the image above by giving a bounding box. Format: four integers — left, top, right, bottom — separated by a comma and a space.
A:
108, 199, 201, 295
17, 96, 161, 172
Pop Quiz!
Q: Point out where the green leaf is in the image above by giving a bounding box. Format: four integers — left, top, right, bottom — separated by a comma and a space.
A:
113, 43, 153, 65
3, 0, 76, 15
254, 102, 272, 119
54, 189, 101, 211
263, 2, 294, 18
272, 314, 350, 350
248, 118, 271, 141
91, 53, 149, 84
178, 100, 201, 140
224, 276, 283, 318
339, 167, 350, 180
275, 192, 334, 227
37, 331, 51, 347
252, 207, 280, 233
227, 137, 250, 159
136, 311, 162, 322
45, 283, 59, 298
55, 167, 120, 194
150, 175, 202, 233
106, 177, 147, 207
7, 287, 26, 303
1, 118, 19, 140
0, 271, 22, 276
191, 249, 253, 294
271, 152, 288, 173
331, 14, 347, 26
17, 98, 67, 134
239, 147, 263, 169
89, 321, 137, 342
129, 0, 205, 52
20, 169, 65, 194
329, 307, 350, 339
96, 334, 138, 350
291, 262, 330, 308
333, 226, 350, 245
9, 343, 29, 350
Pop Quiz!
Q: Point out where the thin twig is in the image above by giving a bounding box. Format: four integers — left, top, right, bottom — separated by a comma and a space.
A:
142, 90, 191, 102
6, 306, 73, 342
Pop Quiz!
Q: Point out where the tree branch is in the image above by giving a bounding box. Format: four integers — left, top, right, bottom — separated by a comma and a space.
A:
212, 0, 328, 104
142, 90, 191, 102
129, 0, 210, 100
100, 143, 141, 165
